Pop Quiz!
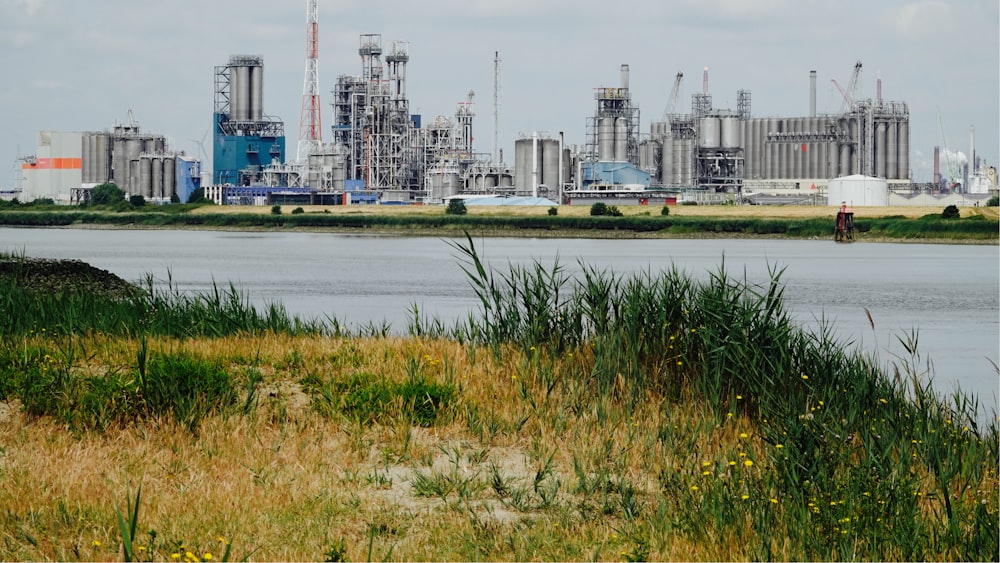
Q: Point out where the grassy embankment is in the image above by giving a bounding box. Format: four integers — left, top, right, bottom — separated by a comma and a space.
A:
0, 244, 996, 561
1, 200, 998, 242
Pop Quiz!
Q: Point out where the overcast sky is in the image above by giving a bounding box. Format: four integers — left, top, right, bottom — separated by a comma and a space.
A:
1, 0, 997, 190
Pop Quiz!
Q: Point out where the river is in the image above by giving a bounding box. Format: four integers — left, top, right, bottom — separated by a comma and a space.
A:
2, 227, 997, 417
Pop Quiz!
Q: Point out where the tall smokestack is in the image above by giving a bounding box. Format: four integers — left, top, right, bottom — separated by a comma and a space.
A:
933, 146, 941, 186
703, 66, 709, 95
620, 64, 629, 90
970, 125, 976, 172
809, 70, 817, 117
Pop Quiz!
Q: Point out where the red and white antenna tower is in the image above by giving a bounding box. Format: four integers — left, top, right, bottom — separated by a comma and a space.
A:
297, 0, 322, 161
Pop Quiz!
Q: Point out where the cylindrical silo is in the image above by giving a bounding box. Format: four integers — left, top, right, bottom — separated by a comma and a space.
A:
138, 156, 152, 198
639, 140, 656, 174
333, 144, 347, 192
875, 121, 887, 178
151, 157, 163, 199
541, 138, 560, 188
82, 135, 92, 183
671, 136, 683, 185
699, 117, 720, 148
721, 117, 739, 149
250, 65, 263, 121
235, 64, 251, 121
164, 156, 176, 199
95, 134, 110, 183
661, 131, 674, 186
681, 139, 694, 185
613, 117, 628, 162
898, 120, 910, 179
598, 117, 614, 161
887, 120, 898, 180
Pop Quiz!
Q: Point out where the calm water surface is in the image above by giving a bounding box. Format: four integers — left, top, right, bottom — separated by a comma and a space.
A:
3, 227, 997, 416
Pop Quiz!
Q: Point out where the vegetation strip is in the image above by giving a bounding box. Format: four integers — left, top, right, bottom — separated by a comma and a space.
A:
1, 199, 998, 241
0, 239, 996, 561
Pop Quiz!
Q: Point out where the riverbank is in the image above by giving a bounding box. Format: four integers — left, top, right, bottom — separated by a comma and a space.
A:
1, 203, 997, 243
0, 249, 996, 561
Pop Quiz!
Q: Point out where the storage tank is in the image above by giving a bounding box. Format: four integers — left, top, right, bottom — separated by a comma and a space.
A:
332, 144, 348, 192
138, 156, 152, 198
598, 117, 614, 161
721, 117, 739, 148
639, 140, 657, 174
898, 121, 909, 180
95, 133, 110, 183
660, 131, 674, 185
875, 121, 887, 178
514, 137, 533, 194
249, 64, 263, 121
827, 174, 888, 206
699, 117, 721, 148
681, 139, 694, 185
234, 64, 251, 121
151, 157, 164, 198
886, 121, 899, 180
164, 156, 176, 199
541, 138, 561, 188
613, 117, 628, 162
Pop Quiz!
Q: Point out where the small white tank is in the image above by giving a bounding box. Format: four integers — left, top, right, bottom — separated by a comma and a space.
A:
827, 174, 888, 206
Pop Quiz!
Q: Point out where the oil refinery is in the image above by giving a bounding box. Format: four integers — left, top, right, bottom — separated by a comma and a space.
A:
12, 0, 997, 208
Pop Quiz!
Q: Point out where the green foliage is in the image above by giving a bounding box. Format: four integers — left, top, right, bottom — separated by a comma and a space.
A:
170, 192, 181, 204
589, 202, 623, 217
547, 206, 558, 216
291, 207, 305, 214
186, 187, 210, 204
446, 198, 467, 215
90, 182, 125, 205
941, 204, 960, 219
447, 234, 998, 560
660, 205, 670, 216
271, 205, 282, 215
987, 196, 999, 207
129, 195, 146, 207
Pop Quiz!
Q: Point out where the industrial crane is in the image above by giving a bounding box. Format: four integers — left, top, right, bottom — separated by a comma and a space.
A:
832, 61, 863, 114
661, 71, 683, 121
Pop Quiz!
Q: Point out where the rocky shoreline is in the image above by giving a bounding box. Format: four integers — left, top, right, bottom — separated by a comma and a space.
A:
0, 256, 139, 299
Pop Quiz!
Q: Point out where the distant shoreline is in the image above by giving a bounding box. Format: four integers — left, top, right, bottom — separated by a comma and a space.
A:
0, 204, 997, 244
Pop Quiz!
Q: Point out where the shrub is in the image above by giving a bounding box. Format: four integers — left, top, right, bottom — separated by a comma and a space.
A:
271, 205, 282, 215
941, 204, 960, 219
291, 207, 305, 215
589, 202, 622, 216
548, 206, 558, 216
129, 195, 145, 207
986, 196, 999, 207
445, 199, 467, 215
90, 182, 125, 205
660, 205, 670, 216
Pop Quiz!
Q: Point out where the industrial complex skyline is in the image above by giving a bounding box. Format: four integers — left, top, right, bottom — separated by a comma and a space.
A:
1, 0, 996, 190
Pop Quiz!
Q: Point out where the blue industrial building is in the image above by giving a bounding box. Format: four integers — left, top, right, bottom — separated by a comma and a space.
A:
213, 55, 286, 185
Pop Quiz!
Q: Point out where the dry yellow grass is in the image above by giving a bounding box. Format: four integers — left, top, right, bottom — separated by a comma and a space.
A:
191, 202, 999, 221
0, 333, 828, 561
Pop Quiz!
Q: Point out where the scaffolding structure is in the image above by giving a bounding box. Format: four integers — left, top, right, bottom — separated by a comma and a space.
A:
585, 65, 640, 166
331, 35, 420, 190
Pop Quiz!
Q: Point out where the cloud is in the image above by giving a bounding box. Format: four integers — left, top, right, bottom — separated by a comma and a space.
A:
2, 0, 45, 16
886, 1, 959, 36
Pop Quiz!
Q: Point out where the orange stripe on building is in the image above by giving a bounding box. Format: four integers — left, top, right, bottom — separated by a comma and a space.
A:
20, 157, 81, 170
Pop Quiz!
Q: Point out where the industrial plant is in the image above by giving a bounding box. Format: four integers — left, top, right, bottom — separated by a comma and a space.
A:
12, 0, 997, 207
18, 111, 201, 205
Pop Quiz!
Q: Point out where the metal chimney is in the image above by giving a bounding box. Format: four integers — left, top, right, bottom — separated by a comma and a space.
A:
620, 64, 629, 90
809, 70, 817, 117
933, 146, 941, 186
